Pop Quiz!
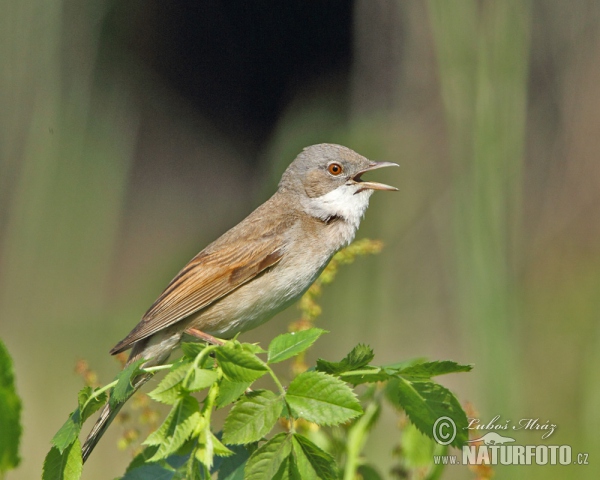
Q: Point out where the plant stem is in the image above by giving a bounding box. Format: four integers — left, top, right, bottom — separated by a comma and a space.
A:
266, 366, 286, 397
184, 344, 219, 388
80, 379, 118, 413
141, 364, 173, 374
343, 401, 380, 480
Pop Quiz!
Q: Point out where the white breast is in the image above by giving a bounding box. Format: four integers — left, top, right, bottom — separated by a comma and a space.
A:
302, 184, 373, 246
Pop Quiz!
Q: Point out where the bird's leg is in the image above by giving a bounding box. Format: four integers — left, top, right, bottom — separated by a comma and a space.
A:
184, 327, 225, 346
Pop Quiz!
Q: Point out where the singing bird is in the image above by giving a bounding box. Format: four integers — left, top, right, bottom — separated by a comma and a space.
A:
82, 143, 397, 461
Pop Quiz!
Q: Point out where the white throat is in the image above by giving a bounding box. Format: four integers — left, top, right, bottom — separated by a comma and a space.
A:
302, 184, 374, 245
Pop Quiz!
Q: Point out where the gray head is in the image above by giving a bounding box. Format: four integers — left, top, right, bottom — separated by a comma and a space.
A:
278, 143, 398, 198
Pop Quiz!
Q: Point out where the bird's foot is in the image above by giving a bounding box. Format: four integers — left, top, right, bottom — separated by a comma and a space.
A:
184, 327, 226, 346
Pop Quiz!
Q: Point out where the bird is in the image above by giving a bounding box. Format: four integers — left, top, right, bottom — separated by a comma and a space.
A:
81, 143, 397, 461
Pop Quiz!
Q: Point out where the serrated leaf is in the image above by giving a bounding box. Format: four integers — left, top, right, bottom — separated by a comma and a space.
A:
395, 360, 473, 380
242, 343, 267, 354
195, 424, 216, 469
0, 339, 21, 473
395, 361, 472, 379
174, 456, 202, 480
216, 379, 251, 409
42, 439, 83, 480
111, 358, 146, 408
292, 434, 337, 480
286, 371, 362, 426
223, 390, 284, 445
315, 344, 374, 374
217, 445, 250, 480
212, 432, 234, 457
267, 329, 326, 364
77, 386, 107, 423
187, 367, 218, 392
144, 396, 202, 461
149, 364, 192, 404
245, 433, 292, 480
339, 366, 391, 386
121, 463, 176, 480
150, 364, 218, 405
215, 342, 267, 383
124, 445, 160, 473
272, 454, 301, 480
51, 410, 81, 453
391, 378, 468, 448
181, 342, 207, 359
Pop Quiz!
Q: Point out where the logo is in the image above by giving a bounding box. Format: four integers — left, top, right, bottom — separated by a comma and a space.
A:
468, 432, 515, 445
432, 416, 456, 445
431, 416, 590, 466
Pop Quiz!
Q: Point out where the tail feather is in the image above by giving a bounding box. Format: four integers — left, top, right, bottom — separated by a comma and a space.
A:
82, 372, 152, 463
82, 331, 180, 462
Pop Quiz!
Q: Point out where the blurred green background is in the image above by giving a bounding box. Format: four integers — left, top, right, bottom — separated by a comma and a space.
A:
1, 1, 599, 478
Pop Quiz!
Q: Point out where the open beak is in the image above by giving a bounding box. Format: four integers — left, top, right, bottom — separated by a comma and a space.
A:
352, 161, 399, 192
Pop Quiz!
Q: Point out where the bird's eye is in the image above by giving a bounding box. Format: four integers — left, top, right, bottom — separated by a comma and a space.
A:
328, 163, 343, 176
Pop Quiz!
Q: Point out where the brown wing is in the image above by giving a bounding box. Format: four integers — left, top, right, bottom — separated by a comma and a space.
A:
110, 235, 285, 355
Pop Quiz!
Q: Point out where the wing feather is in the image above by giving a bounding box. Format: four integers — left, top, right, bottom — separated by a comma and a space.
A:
110, 234, 285, 354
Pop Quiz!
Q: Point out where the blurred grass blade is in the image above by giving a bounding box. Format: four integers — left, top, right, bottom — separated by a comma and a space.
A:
0, 339, 22, 475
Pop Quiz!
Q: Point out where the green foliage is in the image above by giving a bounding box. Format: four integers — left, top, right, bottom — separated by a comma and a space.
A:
111, 359, 147, 408
44, 329, 471, 479
44, 240, 472, 480
223, 391, 284, 445
215, 342, 268, 383
144, 396, 202, 461
267, 329, 327, 364
0, 340, 22, 475
315, 343, 374, 374
388, 378, 468, 448
286, 371, 362, 425
42, 439, 83, 480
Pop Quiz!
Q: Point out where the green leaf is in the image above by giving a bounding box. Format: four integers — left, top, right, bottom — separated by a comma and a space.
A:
123, 445, 160, 473
175, 456, 203, 480
51, 410, 81, 453
0, 339, 22, 473
272, 455, 301, 480
144, 396, 202, 461
150, 364, 218, 405
212, 432, 234, 457
292, 434, 337, 480
77, 386, 107, 423
181, 342, 207, 359
195, 424, 216, 469
356, 464, 384, 480
242, 343, 267, 355
187, 367, 219, 392
149, 364, 192, 405
245, 433, 292, 480
400, 422, 438, 469
339, 366, 391, 386
217, 445, 250, 480
395, 361, 473, 379
42, 439, 83, 480
121, 463, 175, 480
391, 378, 468, 448
216, 379, 251, 409
267, 329, 326, 364
223, 390, 284, 445
215, 342, 268, 383
316, 344, 374, 374
286, 371, 362, 426
110, 358, 146, 408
